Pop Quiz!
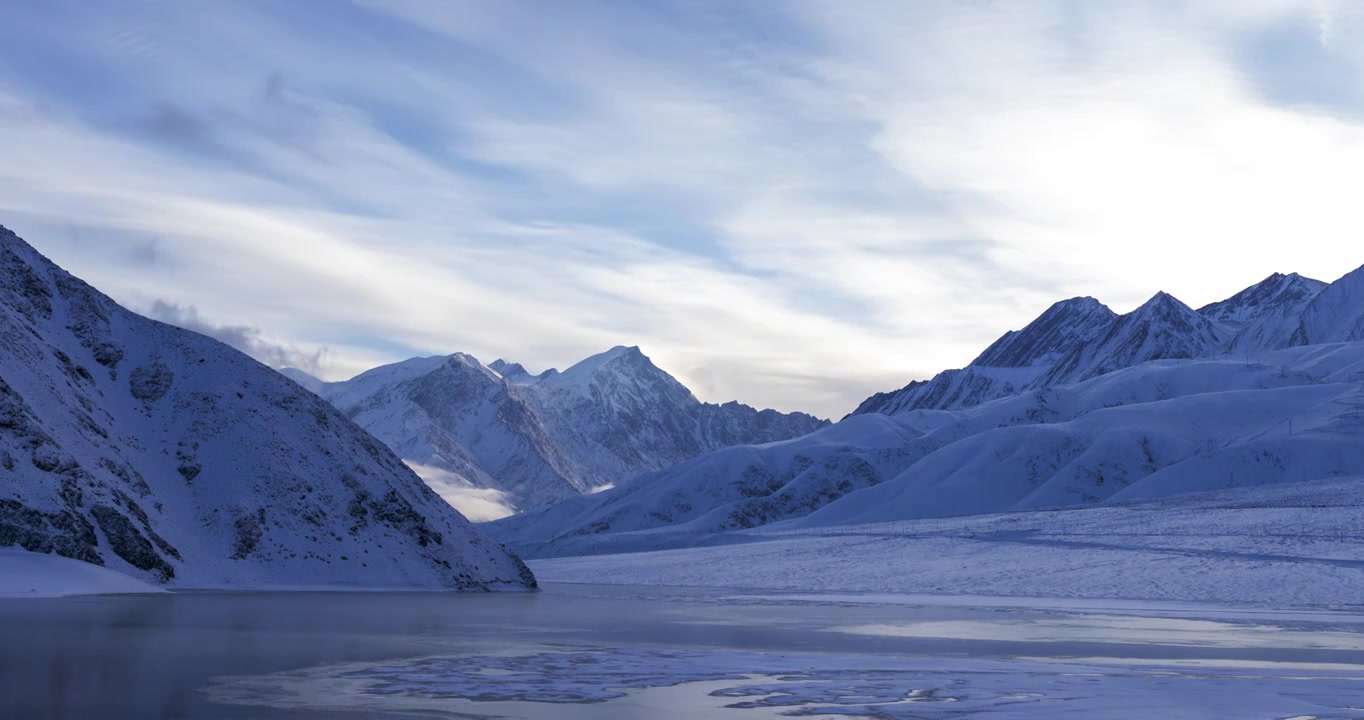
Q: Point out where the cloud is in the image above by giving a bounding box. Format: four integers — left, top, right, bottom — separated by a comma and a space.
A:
3, 1, 1364, 417
404, 462, 517, 523
144, 300, 329, 374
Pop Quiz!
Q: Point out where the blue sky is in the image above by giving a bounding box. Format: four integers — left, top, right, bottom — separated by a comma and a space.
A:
3, 0, 1364, 416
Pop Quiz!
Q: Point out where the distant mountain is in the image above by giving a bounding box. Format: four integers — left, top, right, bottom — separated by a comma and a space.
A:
494, 342, 1364, 558
492, 263, 1364, 559
852, 296, 1117, 415
973, 296, 1118, 368
850, 268, 1360, 416
308, 345, 829, 514
0, 225, 535, 591
1038, 291, 1225, 386
1198, 272, 1326, 326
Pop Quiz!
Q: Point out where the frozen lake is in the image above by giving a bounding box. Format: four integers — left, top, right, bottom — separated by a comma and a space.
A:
4, 584, 1364, 719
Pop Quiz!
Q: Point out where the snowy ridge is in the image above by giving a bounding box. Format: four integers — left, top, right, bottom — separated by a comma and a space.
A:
1291, 263, 1364, 347
1039, 291, 1225, 386
972, 297, 1117, 368
0, 225, 535, 591
311, 345, 829, 514
852, 297, 1117, 416
850, 267, 1364, 416
492, 342, 1364, 558
1198, 272, 1326, 326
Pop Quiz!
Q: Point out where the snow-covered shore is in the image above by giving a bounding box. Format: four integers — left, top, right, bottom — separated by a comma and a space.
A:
0, 548, 164, 598
530, 477, 1364, 607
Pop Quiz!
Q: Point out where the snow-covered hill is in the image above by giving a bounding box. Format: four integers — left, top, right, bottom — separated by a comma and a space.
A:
0, 225, 535, 591
492, 340, 1364, 558
531, 475, 1364, 605
306, 346, 828, 514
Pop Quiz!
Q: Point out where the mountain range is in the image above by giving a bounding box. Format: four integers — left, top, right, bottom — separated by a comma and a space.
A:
283, 347, 828, 516
851, 271, 1351, 416
0, 225, 535, 591
491, 264, 1364, 558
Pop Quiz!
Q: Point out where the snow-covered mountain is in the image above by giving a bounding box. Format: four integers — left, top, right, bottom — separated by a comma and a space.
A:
0, 225, 535, 591
493, 342, 1364, 558
1038, 291, 1225, 386
492, 263, 1364, 559
854, 297, 1117, 415
1199, 272, 1326, 326
1290, 264, 1364, 347
852, 268, 1362, 416
1203, 272, 1327, 355
306, 345, 828, 514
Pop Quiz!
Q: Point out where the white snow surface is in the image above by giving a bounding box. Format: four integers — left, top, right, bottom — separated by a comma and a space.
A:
0, 225, 535, 591
0, 547, 163, 597
310, 345, 828, 513
531, 476, 1364, 606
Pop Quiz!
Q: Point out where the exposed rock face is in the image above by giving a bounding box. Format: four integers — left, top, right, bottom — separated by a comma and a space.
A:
0, 225, 534, 590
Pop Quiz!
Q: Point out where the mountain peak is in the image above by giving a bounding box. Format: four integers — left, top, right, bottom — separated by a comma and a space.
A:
971, 296, 1116, 369
489, 359, 534, 383
440, 353, 501, 382
558, 345, 653, 379
1138, 290, 1184, 309
1198, 272, 1327, 326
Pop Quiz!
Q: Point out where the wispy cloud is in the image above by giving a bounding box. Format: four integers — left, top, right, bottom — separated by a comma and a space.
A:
1, 1, 1363, 416
143, 300, 330, 374
405, 462, 516, 523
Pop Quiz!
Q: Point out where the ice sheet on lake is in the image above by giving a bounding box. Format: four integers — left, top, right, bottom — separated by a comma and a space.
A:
835, 615, 1364, 650
205, 645, 1364, 719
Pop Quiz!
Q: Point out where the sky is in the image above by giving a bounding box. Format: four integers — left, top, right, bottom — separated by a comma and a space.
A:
3, 0, 1364, 417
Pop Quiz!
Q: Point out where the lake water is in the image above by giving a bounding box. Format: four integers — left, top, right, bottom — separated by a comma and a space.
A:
4, 583, 1364, 719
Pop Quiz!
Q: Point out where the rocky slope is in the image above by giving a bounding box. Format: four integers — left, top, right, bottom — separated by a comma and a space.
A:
0, 225, 535, 590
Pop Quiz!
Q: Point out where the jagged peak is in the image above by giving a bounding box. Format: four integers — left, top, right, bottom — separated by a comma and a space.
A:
1130, 290, 1196, 317
1047, 295, 1115, 316
969, 296, 1116, 369
439, 352, 502, 382
1198, 271, 1328, 320
559, 345, 652, 377
447, 351, 482, 366
488, 358, 530, 378
1263, 271, 1328, 291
